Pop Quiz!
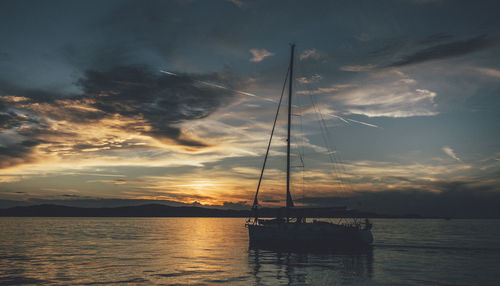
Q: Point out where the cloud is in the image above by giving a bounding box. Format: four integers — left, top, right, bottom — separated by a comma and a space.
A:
292, 158, 500, 217
226, 0, 244, 8
296, 180, 500, 218
354, 33, 373, 42
417, 33, 453, 45
219, 201, 249, 210
299, 49, 323, 61
296, 74, 322, 84
442, 146, 461, 162
388, 35, 494, 67
0, 66, 241, 169
249, 49, 274, 62
297, 66, 439, 119
472, 67, 500, 79
333, 76, 438, 118
79, 66, 238, 146
296, 84, 353, 95
340, 64, 376, 72
0, 110, 32, 130
0, 139, 42, 169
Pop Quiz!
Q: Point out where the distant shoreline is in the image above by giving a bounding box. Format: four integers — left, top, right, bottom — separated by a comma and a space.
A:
1, 203, 492, 219
0, 203, 411, 218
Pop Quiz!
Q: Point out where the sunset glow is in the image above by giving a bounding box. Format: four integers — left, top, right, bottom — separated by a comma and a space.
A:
1, 0, 499, 218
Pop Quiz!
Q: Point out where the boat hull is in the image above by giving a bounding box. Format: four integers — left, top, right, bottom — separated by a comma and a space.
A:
248, 222, 373, 250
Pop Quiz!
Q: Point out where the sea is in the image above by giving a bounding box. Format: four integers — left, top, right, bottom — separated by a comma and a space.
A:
0, 218, 499, 285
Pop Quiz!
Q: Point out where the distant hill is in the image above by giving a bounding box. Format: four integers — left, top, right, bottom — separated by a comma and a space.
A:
0, 204, 247, 217
0, 204, 413, 218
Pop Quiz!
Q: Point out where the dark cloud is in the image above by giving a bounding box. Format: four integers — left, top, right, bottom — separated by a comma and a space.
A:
0, 1, 246, 167
156, 191, 216, 203
58, 1, 247, 72
0, 111, 30, 130
0, 139, 43, 169
388, 35, 494, 67
0, 65, 241, 168
262, 199, 280, 203
79, 66, 237, 146
369, 38, 409, 58
297, 180, 500, 218
416, 33, 453, 45
219, 201, 249, 210
61, 194, 80, 198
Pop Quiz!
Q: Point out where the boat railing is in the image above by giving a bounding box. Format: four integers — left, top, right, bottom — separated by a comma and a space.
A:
246, 216, 373, 231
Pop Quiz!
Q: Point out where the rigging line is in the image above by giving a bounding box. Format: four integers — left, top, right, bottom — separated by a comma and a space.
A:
332, 146, 355, 200
321, 118, 356, 197
294, 61, 307, 204
308, 96, 338, 179
309, 95, 333, 160
296, 57, 316, 204
295, 65, 332, 158
308, 94, 349, 194
296, 61, 354, 208
302, 88, 357, 196
296, 67, 360, 224
285, 43, 296, 215
251, 66, 290, 209
313, 96, 355, 194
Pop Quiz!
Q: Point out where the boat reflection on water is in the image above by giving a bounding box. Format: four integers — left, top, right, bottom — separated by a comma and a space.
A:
248, 246, 374, 285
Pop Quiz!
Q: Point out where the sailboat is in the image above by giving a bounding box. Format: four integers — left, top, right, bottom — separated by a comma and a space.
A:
246, 44, 373, 250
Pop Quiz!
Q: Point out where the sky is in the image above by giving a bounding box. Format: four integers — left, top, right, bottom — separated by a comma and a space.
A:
1, 0, 499, 217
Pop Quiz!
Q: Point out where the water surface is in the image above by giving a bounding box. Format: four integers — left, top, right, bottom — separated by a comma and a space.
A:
1, 218, 499, 285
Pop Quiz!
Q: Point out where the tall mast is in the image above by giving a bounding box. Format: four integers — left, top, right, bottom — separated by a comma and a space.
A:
286, 44, 295, 219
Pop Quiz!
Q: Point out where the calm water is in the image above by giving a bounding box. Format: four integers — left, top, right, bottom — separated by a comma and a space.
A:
1, 218, 499, 285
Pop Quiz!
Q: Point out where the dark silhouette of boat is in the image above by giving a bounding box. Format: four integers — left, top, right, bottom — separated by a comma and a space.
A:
246, 44, 373, 250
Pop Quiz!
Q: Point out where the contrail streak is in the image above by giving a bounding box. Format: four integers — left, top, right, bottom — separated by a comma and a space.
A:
161, 70, 383, 130
331, 114, 350, 124
346, 118, 380, 128
160, 69, 261, 99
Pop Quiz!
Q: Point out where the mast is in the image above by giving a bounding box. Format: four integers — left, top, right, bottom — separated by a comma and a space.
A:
286, 44, 295, 220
